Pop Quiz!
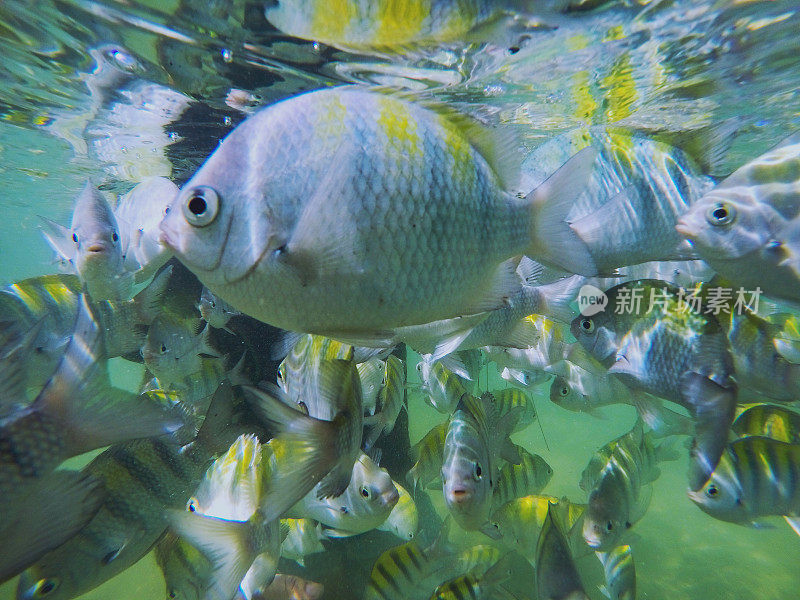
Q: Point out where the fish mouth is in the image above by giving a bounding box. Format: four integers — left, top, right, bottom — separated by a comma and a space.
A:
86, 243, 107, 254
675, 220, 696, 240
448, 488, 473, 505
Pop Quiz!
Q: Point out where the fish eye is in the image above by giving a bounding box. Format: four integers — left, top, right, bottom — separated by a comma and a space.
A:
580, 318, 595, 333
187, 497, 198, 512
705, 202, 735, 226
33, 578, 60, 596
407, 532, 414, 539
168, 591, 177, 599
160, 344, 167, 353
210, 301, 216, 308
102, 548, 122, 565
559, 386, 569, 396
707, 484, 719, 497
606, 521, 614, 531
360, 487, 370, 498
182, 186, 220, 227
473, 462, 482, 479
72, 233, 78, 243
112, 231, 119, 242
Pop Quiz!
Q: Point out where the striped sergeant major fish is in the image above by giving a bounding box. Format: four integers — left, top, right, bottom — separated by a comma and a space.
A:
688, 436, 800, 538
492, 445, 553, 509
430, 553, 516, 600
581, 420, 674, 551
733, 403, 800, 445
16, 382, 235, 600
0, 269, 169, 404
596, 545, 636, 600
0, 294, 180, 583
365, 518, 453, 600
442, 393, 521, 537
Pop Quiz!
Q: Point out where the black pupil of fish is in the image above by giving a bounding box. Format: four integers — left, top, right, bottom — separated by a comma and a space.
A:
112, 232, 118, 241
72, 233, 78, 243
188, 195, 207, 216
708, 485, 718, 496
475, 465, 482, 476
713, 207, 727, 220
361, 487, 369, 497
40, 582, 54, 594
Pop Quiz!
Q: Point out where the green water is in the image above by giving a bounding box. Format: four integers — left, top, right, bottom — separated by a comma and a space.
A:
1, 0, 800, 598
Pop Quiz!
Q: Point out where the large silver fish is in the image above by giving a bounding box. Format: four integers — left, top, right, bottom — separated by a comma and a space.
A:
159, 86, 596, 341
441, 392, 521, 536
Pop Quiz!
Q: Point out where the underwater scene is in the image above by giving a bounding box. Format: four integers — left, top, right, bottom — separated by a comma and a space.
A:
1, 1, 800, 599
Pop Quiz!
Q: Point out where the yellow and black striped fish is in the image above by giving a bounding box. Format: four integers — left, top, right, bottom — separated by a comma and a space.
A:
493, 445, 553, 508
16, 382, 236, 600
490, 495, 585, 558
430, 553, 515, 600
733, 404, 800, 444
407, 421, 449, 493
491, 388, 537, 432
596, 544, 636, 600
365, 518, 453, 600
689, 436, 800, 536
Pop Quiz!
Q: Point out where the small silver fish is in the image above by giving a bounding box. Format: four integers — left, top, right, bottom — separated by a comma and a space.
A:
442, 393, 521, 536
40, 181, 133, 301
290, 452, 398, 536
141, 316, 222, 388
198, 287, 241, 331
279, 519, 325, 567
115, 176, 177, 282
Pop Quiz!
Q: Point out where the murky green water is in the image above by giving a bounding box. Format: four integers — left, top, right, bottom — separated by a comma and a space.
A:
1, 0, 799, 599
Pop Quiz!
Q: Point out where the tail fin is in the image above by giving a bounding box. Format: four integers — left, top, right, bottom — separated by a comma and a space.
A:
0, 471, 103, 583
534, 274, 584, 323
526, 147, 599, 275
168, 511, 256, 600
680, 372, 736, 490
244, 385, 340, 520
132, 264, 172, 324
35, 295, 182, 457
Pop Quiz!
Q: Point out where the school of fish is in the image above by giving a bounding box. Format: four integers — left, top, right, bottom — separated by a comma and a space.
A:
1, 1, 799, 599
